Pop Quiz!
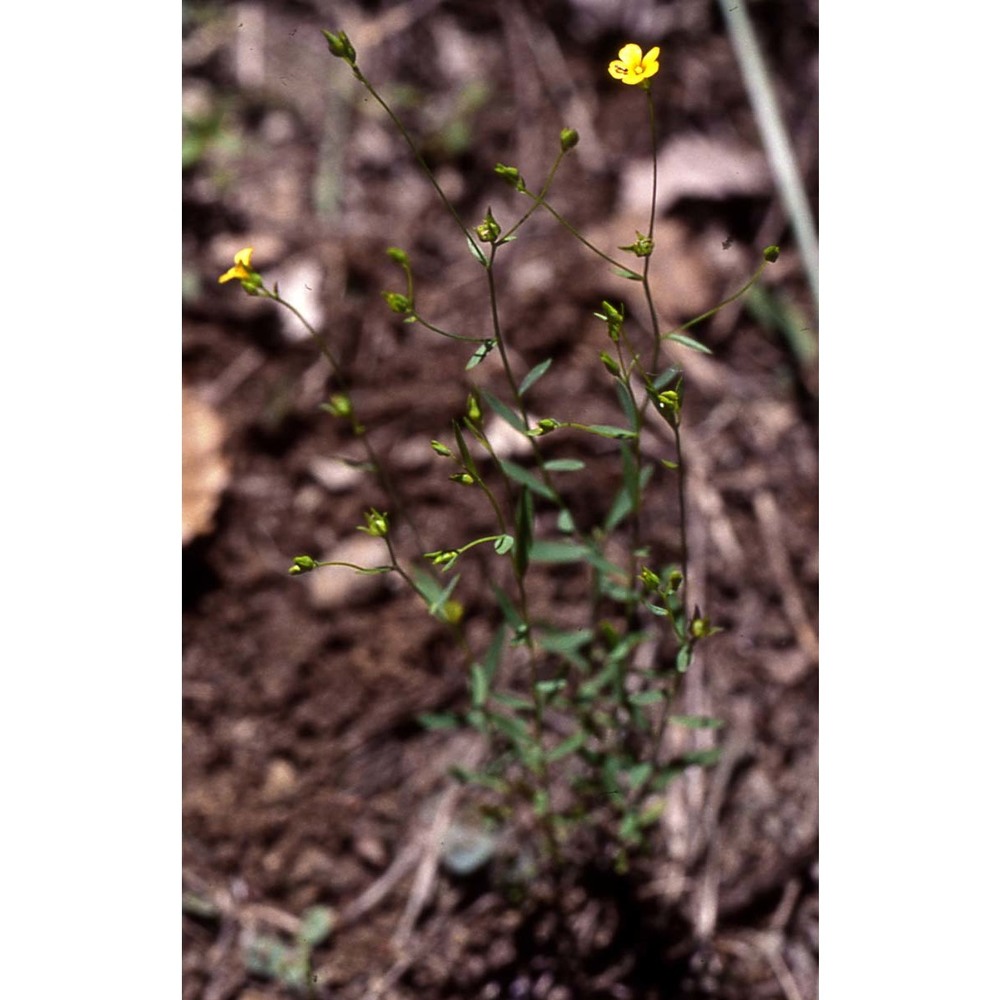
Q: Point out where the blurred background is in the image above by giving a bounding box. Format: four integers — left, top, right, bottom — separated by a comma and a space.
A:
183, 1, 818, 997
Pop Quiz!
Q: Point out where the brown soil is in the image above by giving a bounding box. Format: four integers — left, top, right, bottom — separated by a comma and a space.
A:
183, 2, 818, 997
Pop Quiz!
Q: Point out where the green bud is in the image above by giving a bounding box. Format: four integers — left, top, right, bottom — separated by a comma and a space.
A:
358, 508, 389, 538
596, 301, 624, 342
430, 439, 454, 458
639, 567, 661, 591
599, 351, 621, 377
667, 569, 684, 593
691, 617, 709, 639
559, 127, 579, 151
534, 418, 560, 435
494, 163, 526, 192
450, 472, 476, 487
386, 246, 410, 266
321, 29, 356, 65
466, 393, 482, 423
239, 273, 264, 295
618, 231, 654, 257
656, 389, 681, 428
763, 245, 781, 263
442, 600, 464, 625
475, 207, 501, 244
381, 291, 412, 314
289, 555, 319, 575
428, 549, 460, 567
327, 393, 352, 418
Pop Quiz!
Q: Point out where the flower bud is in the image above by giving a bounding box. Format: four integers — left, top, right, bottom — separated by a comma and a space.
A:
386, 246, 410, 266
430, 440, 454, 458
559, 127, 579, 151
289, 555, 319, 575
599, 351, 621, 377
475, 207, 501, 244
381, 291, 412, 314
322, 29, 356, 65
358, 508, 389, 538
618, 231, 654, 257
466, 393, 482, 423
494, 163, 526, 192
763, 245, 780, 263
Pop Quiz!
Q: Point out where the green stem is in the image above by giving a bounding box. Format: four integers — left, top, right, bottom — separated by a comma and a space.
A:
353, 67, 473, 244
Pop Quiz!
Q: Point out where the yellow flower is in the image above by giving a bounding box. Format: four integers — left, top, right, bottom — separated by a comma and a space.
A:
608, 43, 660, 86
218, 247, 255, 284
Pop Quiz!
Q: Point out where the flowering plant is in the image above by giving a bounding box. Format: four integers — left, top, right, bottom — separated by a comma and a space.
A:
219, 32, 779, 870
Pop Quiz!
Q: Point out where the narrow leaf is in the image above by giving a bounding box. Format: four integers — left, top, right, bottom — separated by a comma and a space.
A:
466, 340, 496, 370
547, 729, 587, 762
500, 460, 559, 502
577, 424, 637, 440
480, 389, 526, 432
465, 234, 488, 266
669, 714, 724, 729
667, 332, 713, 354
543, 458, 586, 472
518, 358, 553, 396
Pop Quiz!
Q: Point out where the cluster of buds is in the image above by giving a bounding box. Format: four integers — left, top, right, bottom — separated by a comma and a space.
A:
618, 231, 655, 258
595, 300, 625, 342
357, 508, 389, 538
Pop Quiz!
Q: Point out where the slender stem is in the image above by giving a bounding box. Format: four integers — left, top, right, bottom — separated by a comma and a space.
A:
659, 258, 770, 343
353, 67, 473, 244
501, 151, 566, 242
267, 290, 427, 552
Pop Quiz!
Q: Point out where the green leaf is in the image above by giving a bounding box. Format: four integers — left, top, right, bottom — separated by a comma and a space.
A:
492, 691, 534, 712
465, 234, 488, 266
611, 266, 643, 281
557, 509, 576, 533
513, 487, 534, 578
614, 380, 639, 432
490, 584, 524, 634
480, 389, 526, 432
493, 534, 515, 555
537, 627, 593, 654
418, 712, 461, 730
466, 339, 496, 369
653, 365, 683, 391
492, 712, 530, 744
452, 420, 480, 476
481, 623, 507, 684
297, 906, 336, 947
606, 465, 654, 531
577, 424, 637, 440
420, 571, 460, 621
535, 678, 568, 695
669, 714, 724, 729
548, 729, 587, 762
528, 540, 591, 563
628, 690, 665, 706
682, 748, 722, 768
676, 644, 692, 673
621, 441, 640, 512
500, 460, 558, 502
518, 358, 553, 396
471, 663, 489, 708
543, 458, 586, 472
667, 332, 713, 354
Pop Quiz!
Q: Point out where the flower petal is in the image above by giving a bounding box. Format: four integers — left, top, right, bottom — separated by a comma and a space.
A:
233, 247, 254, 268
617, 43, 643, 66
